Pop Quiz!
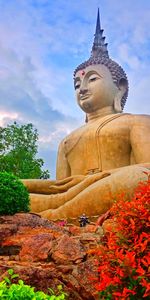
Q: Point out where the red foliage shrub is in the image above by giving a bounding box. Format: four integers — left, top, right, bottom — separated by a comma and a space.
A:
94, 177, 150, 299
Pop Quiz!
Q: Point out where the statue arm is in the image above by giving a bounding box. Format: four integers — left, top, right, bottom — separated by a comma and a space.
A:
23, 140, 89, 194
130, 117, 150, 165
56, 140, 71, 180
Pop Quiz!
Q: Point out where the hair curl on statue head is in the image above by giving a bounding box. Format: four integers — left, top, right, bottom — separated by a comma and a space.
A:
74, 55, 128, 110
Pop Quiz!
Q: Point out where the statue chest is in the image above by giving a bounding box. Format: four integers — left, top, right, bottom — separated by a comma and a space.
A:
65, 116, 131, 175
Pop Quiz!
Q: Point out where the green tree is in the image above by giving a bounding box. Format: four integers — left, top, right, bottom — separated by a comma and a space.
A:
0, 122, 50, 179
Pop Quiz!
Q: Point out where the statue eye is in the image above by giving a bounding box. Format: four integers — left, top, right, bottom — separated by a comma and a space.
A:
89, 76, 98, 82
75, 83, 81, 90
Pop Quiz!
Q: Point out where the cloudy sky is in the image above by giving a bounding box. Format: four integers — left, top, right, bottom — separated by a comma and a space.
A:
0, 0, 150, 178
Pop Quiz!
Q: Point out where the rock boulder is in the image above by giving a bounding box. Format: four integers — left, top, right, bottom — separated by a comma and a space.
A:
0, 213, 106, 300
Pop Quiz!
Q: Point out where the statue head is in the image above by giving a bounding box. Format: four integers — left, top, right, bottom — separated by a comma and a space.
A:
74, 9, 128, 114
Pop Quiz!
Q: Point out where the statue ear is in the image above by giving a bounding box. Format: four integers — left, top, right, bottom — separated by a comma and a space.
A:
114, 78, 128, 112
85, 114, 88, 123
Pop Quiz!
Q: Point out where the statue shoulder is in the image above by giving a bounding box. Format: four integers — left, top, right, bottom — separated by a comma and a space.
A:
128, 113, 150, 126
113, 113, 150, 123
106, 113, 150, 132
58, 125, 86, 155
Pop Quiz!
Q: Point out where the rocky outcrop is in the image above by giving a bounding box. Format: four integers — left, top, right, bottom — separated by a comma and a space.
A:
0, 213, 106, 300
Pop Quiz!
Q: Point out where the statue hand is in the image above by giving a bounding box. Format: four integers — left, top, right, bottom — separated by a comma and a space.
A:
22, 172, 111, 195
85, 171, 111, 185
22, 176, 84, 194
48, 175, 85, 193
49, 172, 111, 194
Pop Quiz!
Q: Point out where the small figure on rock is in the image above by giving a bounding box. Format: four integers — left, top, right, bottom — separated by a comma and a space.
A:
79, 214, 90, 227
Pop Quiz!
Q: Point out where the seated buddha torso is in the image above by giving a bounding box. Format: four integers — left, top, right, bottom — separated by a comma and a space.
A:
58, 113, 150, 176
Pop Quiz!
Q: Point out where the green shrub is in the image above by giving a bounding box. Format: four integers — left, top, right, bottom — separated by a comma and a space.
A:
0, 172, 30, 215
0, 269, 67, 299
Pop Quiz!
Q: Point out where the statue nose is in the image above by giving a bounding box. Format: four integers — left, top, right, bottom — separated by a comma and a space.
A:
79, 88, 88, 95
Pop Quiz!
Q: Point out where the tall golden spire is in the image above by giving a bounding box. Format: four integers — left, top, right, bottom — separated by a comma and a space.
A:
91, 8, 109, 58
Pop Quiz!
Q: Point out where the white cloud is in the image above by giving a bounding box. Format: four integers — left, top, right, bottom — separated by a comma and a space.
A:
117, 43, 140, 70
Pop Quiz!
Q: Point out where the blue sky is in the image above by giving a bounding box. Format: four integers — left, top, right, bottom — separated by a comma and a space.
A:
0, 0, 150, 178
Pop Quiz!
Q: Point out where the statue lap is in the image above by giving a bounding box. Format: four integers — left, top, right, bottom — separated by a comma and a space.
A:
29, 164, 150, 220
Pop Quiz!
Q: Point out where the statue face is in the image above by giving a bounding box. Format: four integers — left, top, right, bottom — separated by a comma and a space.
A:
74, 64, 118, 113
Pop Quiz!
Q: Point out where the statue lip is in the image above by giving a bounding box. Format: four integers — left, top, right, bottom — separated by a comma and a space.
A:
80, 94, 91, 101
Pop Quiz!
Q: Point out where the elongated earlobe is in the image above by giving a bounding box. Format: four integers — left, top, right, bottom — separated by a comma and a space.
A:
114, 91, 123, 112
85, 114, 88, 123
114, 78, 128, 112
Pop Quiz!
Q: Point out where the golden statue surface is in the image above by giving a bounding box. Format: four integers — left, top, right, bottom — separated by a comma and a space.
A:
23, 10, 150, 220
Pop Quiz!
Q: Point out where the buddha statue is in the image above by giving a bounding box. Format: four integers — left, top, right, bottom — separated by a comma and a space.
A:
23, 9, 150, 220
